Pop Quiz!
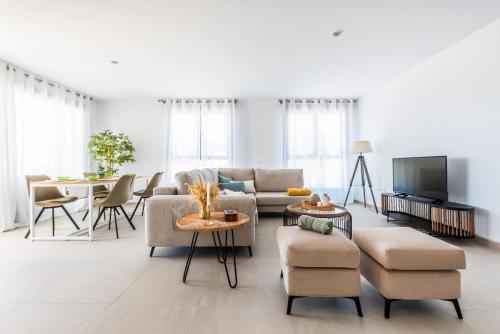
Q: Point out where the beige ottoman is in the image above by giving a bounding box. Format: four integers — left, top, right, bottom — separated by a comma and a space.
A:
276, 226, 362, 316
353, 227, 466, 319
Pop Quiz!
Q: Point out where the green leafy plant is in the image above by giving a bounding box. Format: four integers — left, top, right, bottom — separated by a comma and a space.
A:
88, 130, 136, 176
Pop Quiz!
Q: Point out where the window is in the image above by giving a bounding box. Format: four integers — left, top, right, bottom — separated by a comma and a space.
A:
165, 99, 234, 182
284, 99, 353, 201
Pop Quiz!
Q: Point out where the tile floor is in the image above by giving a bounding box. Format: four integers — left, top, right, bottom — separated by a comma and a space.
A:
0, 203, 498, 333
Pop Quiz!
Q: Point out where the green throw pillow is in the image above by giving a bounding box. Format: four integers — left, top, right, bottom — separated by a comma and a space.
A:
297, 215, 333, 235
218, 175, 233, 184
219, 181, 245, 192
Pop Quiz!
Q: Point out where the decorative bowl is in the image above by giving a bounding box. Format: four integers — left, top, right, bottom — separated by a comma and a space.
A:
57, 176, 70, 181
87, 175, 98, 181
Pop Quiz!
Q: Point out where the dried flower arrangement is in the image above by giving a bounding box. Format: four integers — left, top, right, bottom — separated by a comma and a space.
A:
188, 178, 219, 219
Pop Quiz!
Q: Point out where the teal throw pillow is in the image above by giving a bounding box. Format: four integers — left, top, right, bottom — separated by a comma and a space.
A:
219, 181, 245, 192
218, 175, 233, 184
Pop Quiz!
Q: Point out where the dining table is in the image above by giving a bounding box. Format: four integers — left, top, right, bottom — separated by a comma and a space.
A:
28, 175, 148, 241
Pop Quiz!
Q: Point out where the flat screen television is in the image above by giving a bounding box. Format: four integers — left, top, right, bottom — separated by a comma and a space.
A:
393, 156, 448, 201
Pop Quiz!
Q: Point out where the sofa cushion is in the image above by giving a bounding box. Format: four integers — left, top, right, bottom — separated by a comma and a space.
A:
256, 192, 310, 206
218, 168, 255, 181
255, 169, 303, 192
353, 227, 466, 271
277, 226, 360, 268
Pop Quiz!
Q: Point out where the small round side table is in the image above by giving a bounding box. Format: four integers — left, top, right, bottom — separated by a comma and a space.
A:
176, 211, 250, 288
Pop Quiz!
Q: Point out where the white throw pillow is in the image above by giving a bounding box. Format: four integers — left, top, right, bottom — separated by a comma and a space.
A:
222, 189, 246, 196
243, 180, 256, 193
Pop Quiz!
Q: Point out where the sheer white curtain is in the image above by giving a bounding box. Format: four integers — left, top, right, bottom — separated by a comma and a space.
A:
165, 99, 234, 183
284, 99, 354, 202
0, 61, 91, 231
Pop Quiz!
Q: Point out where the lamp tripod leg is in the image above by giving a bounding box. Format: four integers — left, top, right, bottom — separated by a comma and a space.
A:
343, 156, 361, 207
361, 157, 379, 213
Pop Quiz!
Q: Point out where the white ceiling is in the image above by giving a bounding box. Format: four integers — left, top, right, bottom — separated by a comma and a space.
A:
1, 0, 500, 101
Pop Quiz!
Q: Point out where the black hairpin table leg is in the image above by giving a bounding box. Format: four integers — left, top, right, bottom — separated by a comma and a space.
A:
182, 232, 199, 283
214, 230, 238, 288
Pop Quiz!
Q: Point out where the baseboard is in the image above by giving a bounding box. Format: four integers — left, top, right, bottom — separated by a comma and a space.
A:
353, 199, 379, 211
474, 235, 500, 252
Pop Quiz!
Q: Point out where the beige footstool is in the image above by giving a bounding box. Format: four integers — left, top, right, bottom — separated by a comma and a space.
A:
353, 227, 466, 319
276, 226, 362, 316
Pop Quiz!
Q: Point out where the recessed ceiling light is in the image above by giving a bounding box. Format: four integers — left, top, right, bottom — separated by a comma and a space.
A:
110, 60, 119, 65
333, 30, 344, 37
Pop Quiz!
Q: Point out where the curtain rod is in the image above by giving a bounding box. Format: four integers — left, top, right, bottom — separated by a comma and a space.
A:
279, 98, 352, 104
158, 98, 238, 104
5, 64, 92, 100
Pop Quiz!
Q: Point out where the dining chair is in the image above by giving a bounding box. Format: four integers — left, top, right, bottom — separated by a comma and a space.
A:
92, 174, 136, 239
81, 172, 113, 221
25, 175, 80, 238
130, 171, 164, 219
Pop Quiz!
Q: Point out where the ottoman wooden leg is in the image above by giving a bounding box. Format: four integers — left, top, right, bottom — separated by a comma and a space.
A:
346, 297, 363, 317
384, 298, 395, 319
287, 295, 299, 315
447, 299, 463, 319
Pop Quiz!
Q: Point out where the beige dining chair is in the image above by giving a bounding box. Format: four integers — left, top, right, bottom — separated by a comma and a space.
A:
81, 172, 112, 221
25, 175, 80, 238
130, 172, 164, 219
92, 174, 135, 239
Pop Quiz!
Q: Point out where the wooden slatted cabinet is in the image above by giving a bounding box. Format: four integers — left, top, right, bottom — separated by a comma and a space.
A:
381, 193, 475, 238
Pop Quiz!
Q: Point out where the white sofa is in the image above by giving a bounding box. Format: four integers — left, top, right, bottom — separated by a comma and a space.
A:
145, 168, 311, 256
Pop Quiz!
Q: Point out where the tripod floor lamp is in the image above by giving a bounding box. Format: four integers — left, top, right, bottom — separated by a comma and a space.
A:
343, 141, 378, 213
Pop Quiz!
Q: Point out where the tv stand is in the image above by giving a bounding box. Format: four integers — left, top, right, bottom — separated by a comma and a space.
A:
381, 193, 475, 238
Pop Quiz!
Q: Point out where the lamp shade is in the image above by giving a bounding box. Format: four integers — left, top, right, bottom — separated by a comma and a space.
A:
351, 141, 373, 154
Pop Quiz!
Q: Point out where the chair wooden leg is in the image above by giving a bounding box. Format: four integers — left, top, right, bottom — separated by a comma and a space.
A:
81, 209, 89, 221
60, 205, 80, 230
25, 208, 45, 239
51, 208, 55, 236
108, 208, 112, 230
119, 205, 136, 230
92, 209, 105, 230
130, 197, 142, 220
114, 206, 119, 239
141, 198, 146, 216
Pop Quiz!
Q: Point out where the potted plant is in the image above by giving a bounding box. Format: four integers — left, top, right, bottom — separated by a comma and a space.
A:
88, 130, 136, 176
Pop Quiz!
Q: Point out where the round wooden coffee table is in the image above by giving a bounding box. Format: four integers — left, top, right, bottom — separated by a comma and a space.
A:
176, 211, 249, 288
283, 203, 352, 239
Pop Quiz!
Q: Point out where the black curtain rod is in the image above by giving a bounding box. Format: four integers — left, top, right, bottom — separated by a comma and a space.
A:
158, 98, 238, 104
5, 65, 92, 100
278, 98, 352, 104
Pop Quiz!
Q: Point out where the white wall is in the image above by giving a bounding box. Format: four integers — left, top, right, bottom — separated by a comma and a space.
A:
91, 99, 166, 177
357, 18, 500, 241
91, 98, 285, 178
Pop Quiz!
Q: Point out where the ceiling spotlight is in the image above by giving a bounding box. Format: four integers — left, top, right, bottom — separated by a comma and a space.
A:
110, 60, 119, 65
333, 30, 344, 37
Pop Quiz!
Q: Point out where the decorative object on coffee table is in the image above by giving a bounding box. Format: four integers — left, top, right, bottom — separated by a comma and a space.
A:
188, 180, 219, 219
224, 210, 238, 222
176, 212, 250, 288
301, 201, 335, 211
343, 140, 378, 213
284, 203, 352, 239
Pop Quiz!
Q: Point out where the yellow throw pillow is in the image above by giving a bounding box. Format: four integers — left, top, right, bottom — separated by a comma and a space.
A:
287, 188, 312, 196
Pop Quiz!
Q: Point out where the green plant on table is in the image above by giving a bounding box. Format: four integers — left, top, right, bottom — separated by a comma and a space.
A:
88, 130, 136, 176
